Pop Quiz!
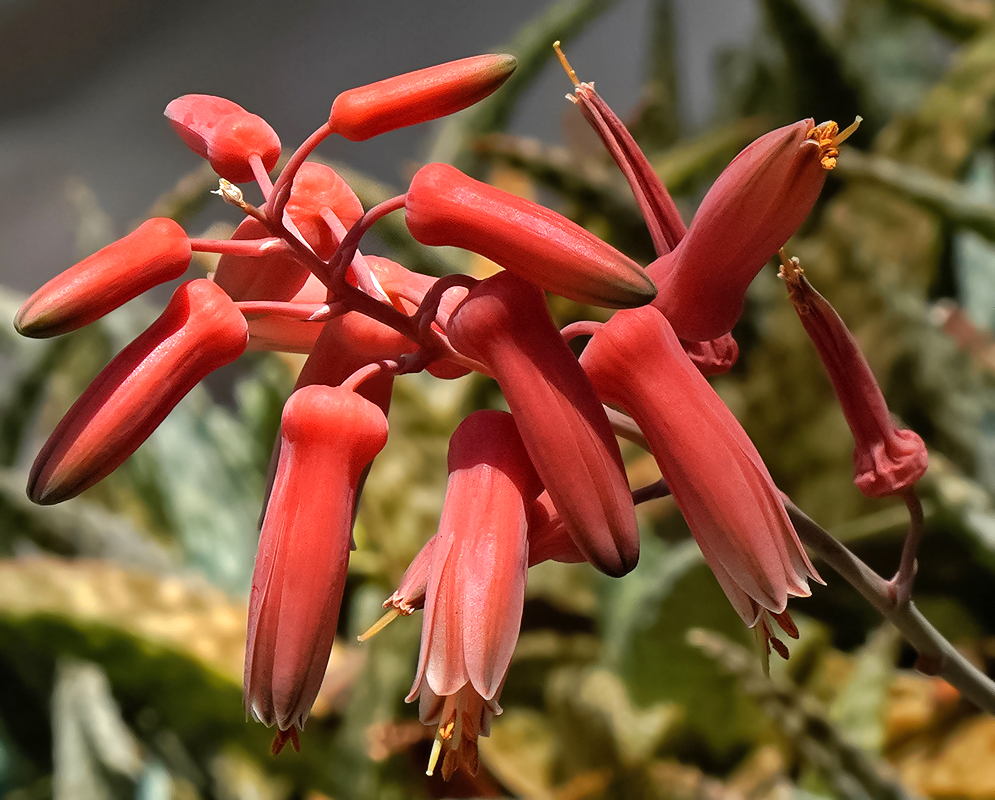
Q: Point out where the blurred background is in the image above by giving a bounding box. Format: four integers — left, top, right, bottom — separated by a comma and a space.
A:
3, 0, 995, 798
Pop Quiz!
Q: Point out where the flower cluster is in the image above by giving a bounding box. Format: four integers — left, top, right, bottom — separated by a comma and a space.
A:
14, 45, 926, 780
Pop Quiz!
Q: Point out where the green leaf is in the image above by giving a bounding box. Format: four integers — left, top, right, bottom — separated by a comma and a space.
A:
597, 537, 762, 756
828, 625, 901, 754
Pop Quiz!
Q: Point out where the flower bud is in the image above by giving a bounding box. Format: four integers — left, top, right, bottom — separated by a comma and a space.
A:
28, 279, 247, 505
580, 305, 820, 626
405, 163, 657, 309
165, 94, 281, 183
649, 119, 858, 342
15, 219, 191, 338
329, 54, 517, 141
780, 255, 927, 497
447, 272, 640, 577
246, 385, 388, 734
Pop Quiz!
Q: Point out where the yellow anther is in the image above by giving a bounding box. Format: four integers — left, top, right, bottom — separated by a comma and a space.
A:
553, 41, 580, 86
806, 116, 862, 170
356, 607, 401, 643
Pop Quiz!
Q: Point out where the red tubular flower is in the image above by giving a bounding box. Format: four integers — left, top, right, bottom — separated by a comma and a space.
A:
164, 94, 281, 183
780, 254, 927, 497
27, 279, 247, 505
407, 410, 542, 779
15, 218, 191, 338
257, 310, 413, 528
648, 119, 859, 342
580, 305, 820, 627
554, 43, 685, 256
376, 489, 585, 625
328, 54, 517, 141
245, 385, 389, 738
405, 163, 657, 309
447, 271, 640, 577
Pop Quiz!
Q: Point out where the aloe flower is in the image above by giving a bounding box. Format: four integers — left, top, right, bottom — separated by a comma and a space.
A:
371, 490, 586, 630
447, 271, 640, 577
556, 52, 740, 375
407, 410, 542, 779
28, 279, 247, 505
329, 54, 517, 141
647, 118, 860, 342
405, 163, 657, 308
580, 305, 821, 628
15, 218, 191, 338
245, 385, 389, 745
165, 94, 281, 183
780, 253, 927, 497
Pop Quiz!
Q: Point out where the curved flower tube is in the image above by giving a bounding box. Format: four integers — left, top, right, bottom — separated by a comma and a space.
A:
407, 410, 542, 778
780, 253, 927, 497
447, 271, 640, 577
245, 385, 389, 737
648, 119, 859, 342
580, 305, 820, 626
28, 279, 248, 505
405, 163, 657, 309
15, 218, 191, 338
329, 54, 517, 141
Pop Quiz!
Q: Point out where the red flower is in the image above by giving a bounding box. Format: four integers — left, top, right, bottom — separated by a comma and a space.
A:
329, 54, 517, 141
447, 271, 640, 577
15, 218, 191, 338
407, 410, 541, 779
165, 94, 281, 183
780, 253, 927, 497
580, 305, 820, 626
245, 385, 389, 738
648, 119, 859, 342
405, 163, 657, 308
28, 279, 247, 504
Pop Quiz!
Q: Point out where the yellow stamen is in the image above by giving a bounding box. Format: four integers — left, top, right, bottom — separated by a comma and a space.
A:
806, 115, 862, 170
553, 41, 580, 86
357, 607, 401, 643
426, 736, 443, 777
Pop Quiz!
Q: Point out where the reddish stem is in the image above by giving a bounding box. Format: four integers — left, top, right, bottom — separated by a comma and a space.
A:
190, 237, 285, 257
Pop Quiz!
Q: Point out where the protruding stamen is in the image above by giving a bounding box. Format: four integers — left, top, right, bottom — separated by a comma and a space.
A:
806, 116, 862, 170
426, 735, 443, 776
553, 41, 580, 86
357, 607, 401, 643
777, 248, 810, 313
